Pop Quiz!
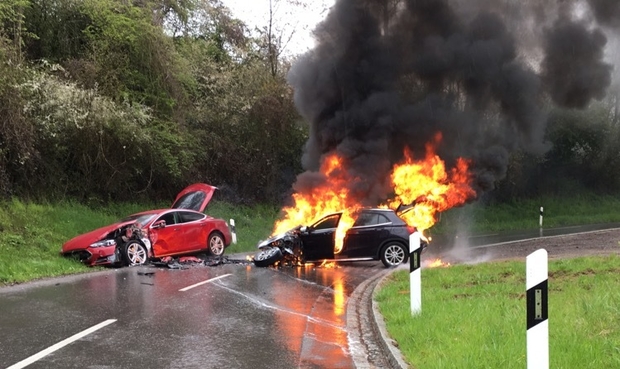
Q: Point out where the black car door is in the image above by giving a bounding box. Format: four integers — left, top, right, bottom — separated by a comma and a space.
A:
300, 213, 340, 261
342, 211, 390, 258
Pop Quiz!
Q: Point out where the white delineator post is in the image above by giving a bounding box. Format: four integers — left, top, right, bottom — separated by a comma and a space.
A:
409, 232, 422, 316
539, 206, 544, 228
526, 249, 549, 369
230, 219, 237, 244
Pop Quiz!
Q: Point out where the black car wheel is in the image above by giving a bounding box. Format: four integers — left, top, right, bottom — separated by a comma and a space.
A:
254, 247, 283, 267
380, 243, 408, 268
123, 241, 148, 266
208, 232, 225, 256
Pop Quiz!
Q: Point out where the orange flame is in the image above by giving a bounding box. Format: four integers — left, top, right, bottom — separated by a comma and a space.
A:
272, 132, 476, 254
273, 153, 360, 253
318, 260, 339, 268
385, 133, 476, 232
424, 258, 452, 268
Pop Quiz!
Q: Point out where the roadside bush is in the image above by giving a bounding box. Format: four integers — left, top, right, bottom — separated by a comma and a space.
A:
0, 40, 36, 198
16, 66, 191, 200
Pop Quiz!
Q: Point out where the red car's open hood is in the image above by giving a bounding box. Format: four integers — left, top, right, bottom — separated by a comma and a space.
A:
171, 183, 217, 213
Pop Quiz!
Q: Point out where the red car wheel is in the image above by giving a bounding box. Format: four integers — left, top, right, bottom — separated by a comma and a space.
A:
208, 233, 225, 256
123, 241, 148, 266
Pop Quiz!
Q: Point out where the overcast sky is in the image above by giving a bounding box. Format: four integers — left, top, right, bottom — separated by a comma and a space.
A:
222, 0, 335, 55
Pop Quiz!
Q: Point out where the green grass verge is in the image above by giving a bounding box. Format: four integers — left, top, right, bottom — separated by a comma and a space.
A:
434, 193, 620, 234
205, 201, 280, 254
375, 255, 620, 368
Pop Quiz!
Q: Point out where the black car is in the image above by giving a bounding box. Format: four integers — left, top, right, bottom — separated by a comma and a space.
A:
253, 208, 428, 268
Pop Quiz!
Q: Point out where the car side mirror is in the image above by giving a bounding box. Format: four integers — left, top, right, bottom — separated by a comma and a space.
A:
153, 220, 166, 229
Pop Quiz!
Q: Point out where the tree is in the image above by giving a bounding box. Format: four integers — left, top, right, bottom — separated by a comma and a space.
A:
253, 0, 332, 76
0, 0, 31, 62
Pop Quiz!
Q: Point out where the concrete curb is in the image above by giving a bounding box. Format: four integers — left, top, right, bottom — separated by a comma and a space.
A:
347, 266, 410, 369
347, 269, 384, 369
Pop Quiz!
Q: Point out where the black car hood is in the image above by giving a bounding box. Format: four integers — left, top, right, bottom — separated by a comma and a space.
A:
257, 226, 302, 248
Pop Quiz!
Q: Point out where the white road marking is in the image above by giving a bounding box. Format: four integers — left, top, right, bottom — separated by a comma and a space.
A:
179, 273, 232, 292
7, 319, 117, 369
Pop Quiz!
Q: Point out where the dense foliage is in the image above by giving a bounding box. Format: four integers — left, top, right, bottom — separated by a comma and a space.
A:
0, 0, 619, 206
0, 0, 305, 204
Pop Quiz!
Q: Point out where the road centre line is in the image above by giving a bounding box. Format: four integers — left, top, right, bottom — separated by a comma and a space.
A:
179, 273, 232, 292
7, 319, 117, 369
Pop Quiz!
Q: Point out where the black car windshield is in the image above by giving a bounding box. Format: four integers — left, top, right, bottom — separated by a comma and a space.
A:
120, 214, 157, 227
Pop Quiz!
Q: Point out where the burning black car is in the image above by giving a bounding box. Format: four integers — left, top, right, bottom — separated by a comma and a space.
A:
253, 208, 428, 268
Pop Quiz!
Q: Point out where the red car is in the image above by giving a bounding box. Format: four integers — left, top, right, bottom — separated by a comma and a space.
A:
62, 183, 234, 266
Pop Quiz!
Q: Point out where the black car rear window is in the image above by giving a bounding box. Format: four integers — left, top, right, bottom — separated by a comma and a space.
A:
354, 212, 391, 227
353, 212, 378, 226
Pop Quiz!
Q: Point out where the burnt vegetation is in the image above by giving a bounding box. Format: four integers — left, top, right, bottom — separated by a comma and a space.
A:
0, 0, 619, 207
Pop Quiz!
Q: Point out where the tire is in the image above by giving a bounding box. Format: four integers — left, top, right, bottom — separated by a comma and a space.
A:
380, 243, 408, 268
421, 240, 429, 253
123, 241, 148, 266
253, 247, 283, 267
208, 232, 225, 256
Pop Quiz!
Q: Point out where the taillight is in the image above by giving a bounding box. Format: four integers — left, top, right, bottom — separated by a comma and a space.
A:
407, 226, 417, 234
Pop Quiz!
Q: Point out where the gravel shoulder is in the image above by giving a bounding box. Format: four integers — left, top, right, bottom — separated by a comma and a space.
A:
427, 227, 620, 264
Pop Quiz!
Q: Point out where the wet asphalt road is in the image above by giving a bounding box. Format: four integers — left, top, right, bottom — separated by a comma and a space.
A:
0, 261, 387, 369
2, 223, 619, 369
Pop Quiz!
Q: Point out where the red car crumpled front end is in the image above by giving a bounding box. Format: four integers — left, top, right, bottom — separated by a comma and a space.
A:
68, 243, 118, 266
62, 222, 132, 266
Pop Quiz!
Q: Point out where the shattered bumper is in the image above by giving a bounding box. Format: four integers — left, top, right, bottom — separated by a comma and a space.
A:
63, 244, 119, 266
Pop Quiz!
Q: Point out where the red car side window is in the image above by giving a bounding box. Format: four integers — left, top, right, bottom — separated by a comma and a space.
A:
158, 212, 177, 226
178, 211, 205, 223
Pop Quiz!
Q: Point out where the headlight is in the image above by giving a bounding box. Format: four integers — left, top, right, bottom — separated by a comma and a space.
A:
90, 239, 116, 248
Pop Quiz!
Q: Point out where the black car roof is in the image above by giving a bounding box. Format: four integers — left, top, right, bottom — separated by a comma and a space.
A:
310, 208, 407, 226
360, 208, 407, 225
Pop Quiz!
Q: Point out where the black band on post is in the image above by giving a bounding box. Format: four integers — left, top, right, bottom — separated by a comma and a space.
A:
410, 248, 421, 273
526, 279, 548, 329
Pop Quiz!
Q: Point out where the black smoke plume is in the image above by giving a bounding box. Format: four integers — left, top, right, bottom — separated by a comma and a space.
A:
287, 0, 616, 206
588, 0, 620, 28
542, 20, 612, 108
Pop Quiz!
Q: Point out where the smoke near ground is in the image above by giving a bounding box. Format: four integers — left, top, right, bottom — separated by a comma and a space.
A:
287, 0, 616, 205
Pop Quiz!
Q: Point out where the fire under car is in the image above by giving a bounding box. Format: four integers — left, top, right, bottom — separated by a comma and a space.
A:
62, 183, 234, 266
253, 208, 428, 268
